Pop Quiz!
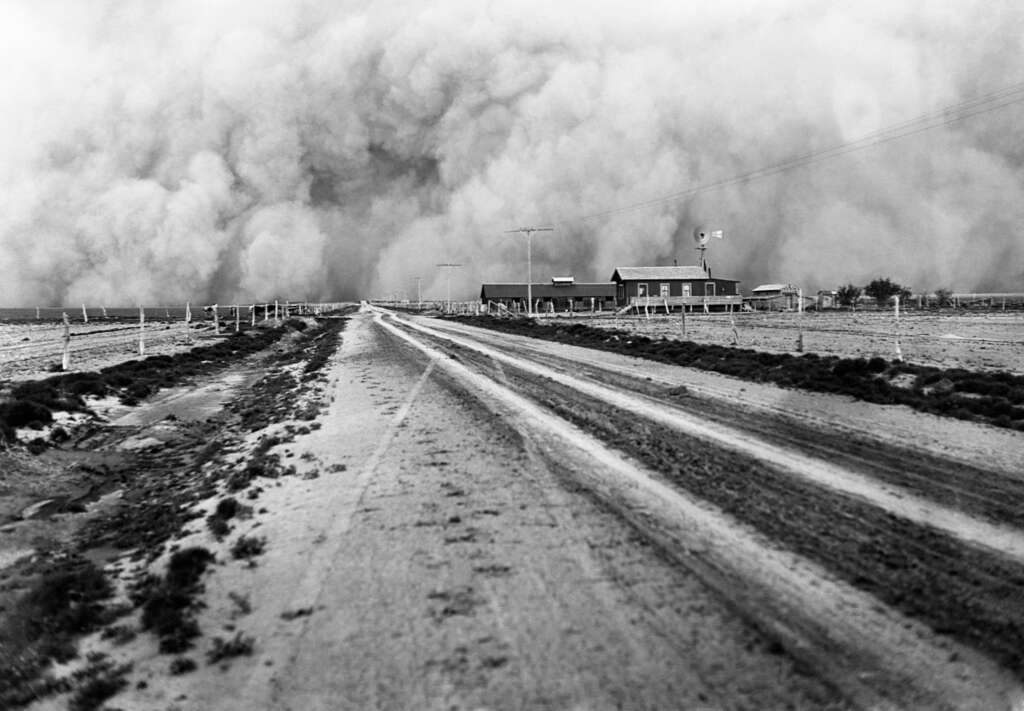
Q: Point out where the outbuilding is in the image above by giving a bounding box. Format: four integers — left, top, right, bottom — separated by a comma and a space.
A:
746, 283, 802, 311
609, 266, 742, 311
480, 277, 616, 313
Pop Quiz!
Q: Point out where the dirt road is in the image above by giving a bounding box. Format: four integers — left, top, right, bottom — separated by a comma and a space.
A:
23, 307, 1024, 710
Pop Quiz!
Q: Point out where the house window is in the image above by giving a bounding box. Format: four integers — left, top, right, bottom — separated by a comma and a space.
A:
705, 282, 716, 296
682, 283, 691, 297
637, 283, 649, 299
659, 283, 670, 298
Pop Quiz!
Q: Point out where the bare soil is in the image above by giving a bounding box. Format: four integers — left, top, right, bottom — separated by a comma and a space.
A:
2, 306, 1023, 710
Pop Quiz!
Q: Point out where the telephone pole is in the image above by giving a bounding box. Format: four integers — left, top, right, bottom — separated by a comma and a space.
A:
436, 263, 462, 312
505, 226, 553, 316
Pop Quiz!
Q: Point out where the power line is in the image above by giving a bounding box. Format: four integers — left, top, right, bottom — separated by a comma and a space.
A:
564, 80, 1024, 224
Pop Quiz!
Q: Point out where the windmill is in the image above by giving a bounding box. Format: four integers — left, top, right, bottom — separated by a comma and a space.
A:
693, 226, 723, 274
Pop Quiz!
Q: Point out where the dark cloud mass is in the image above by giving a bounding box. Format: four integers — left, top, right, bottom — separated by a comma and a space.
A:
1, 0, 1022, 306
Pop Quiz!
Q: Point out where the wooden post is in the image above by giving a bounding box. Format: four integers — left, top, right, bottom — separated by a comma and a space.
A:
234, 304, 240, 332
81, 304, 88, 323
251, 304, 256, 327
36, 306, 40, 320
138, 306, 145, 356
61, 312, 71, 370
185, 301, 192, 344
680, 303, 686, 339
213, 305, 220, 335
894, 295, 900, 322
275, 300, 279, 324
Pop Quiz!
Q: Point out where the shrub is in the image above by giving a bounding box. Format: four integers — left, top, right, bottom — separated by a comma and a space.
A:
136, 547, 214, 654
206, 632, 254, 664
1, 400, 54, 429
230, 535, 266, 560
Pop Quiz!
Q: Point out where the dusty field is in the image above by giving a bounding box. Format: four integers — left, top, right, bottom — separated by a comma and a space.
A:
2, 307, 1023, 710
581, 310, 1024, 373
0, 320, 220, 382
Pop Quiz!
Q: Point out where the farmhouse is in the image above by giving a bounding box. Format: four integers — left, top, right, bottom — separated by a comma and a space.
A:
480, 277, 616, 313
610, 266, 742, 311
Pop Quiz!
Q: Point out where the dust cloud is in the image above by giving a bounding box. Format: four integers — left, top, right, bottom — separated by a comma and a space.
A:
1, 0, 1022, 305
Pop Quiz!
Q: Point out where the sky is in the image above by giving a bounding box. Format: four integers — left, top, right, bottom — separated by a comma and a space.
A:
1, 0, 1022, 306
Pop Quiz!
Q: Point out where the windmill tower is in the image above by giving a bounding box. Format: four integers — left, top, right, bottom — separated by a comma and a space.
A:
693, 226, 723, 274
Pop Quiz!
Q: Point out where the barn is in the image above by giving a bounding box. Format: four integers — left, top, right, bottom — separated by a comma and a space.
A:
610, 266, 742, 311
480, 277, 617, 313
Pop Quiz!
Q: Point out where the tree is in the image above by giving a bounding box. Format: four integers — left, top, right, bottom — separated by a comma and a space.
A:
836, 283, 862, 307
934, 288, 954, 308
864, 277, 908, 306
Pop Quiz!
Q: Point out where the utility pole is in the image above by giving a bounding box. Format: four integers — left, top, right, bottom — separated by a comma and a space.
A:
415, 276, 422, 310
436, 263, 462, 312
505, 226, 553, 316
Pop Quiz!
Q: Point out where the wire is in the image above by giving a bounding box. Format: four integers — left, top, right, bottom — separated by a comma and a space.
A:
563, 80, 1024, 224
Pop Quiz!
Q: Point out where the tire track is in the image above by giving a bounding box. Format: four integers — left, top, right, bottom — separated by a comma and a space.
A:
374, 309, 1024, 711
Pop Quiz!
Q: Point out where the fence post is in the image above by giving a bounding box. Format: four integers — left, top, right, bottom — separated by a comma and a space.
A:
185, 302, 192, 344
138, 306, 146, 356
62, 312, 71, 370
81, 304, 88, 323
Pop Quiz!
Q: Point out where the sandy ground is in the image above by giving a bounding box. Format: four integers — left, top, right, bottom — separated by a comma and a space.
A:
6, 307, 1024, 710
63, 309, 848, 711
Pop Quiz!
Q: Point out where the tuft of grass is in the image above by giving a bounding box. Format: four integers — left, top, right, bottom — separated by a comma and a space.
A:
169, 657, 197, 675
99, 624, 137, 645
206, 496, 251, 540
228, 591, 252, 617
134, 547, 214, 654
206, 632, 254, 664
230, 535, 266, 561
67, 657, 131, 711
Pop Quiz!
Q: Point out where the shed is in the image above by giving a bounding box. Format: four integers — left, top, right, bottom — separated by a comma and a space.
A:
746, 283, 802, 311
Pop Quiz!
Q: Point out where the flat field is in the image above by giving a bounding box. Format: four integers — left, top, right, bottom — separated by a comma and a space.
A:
578, 309, 1024, 373
1, 319, 229, 381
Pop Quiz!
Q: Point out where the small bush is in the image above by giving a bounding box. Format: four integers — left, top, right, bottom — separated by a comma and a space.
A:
169, 657, 197, 675
1, 400, 54, 429
206, 632, 254, 664
68, 660, 130, 711
230, 535, 266, 560
136, 547, 214, 654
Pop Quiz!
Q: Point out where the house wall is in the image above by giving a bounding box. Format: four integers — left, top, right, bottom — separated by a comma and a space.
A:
617, 279, 738, 304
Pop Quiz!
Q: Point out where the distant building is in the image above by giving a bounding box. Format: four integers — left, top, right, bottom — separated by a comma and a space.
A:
746, 283, 801, 311
816, 289, 839, 309
610, 266, 742, 311
479, 277, 616, 313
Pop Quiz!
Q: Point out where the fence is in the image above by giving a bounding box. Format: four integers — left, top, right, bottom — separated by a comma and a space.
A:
0, 300, 356, 380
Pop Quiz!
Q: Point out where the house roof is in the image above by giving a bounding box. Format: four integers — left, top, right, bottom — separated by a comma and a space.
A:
611, 266, 709, 282
752, 283, 797, 293
480, 283, 617, 299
